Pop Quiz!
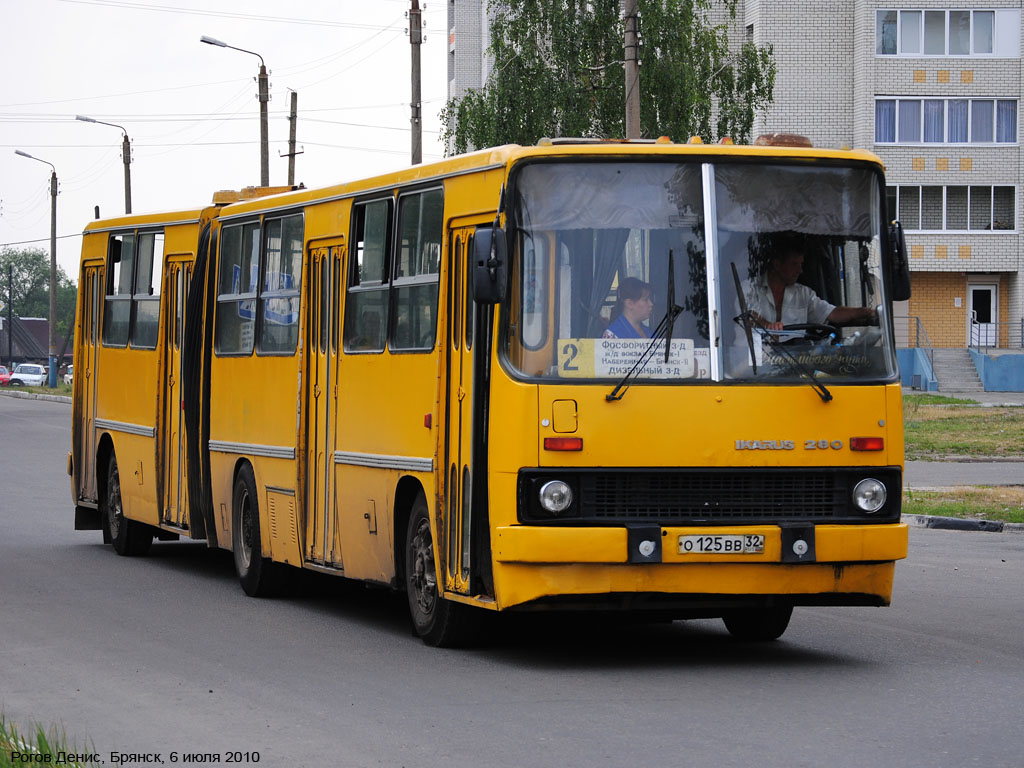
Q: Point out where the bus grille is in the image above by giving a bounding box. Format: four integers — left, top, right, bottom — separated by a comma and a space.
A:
581, 471, 844, 522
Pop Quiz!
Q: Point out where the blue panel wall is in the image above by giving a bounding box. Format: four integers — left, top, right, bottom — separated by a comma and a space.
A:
970, 351, 1024, 392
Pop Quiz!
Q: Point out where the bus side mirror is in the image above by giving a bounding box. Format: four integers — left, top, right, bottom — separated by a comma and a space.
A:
472, 226, 507, 304
888, 220, 911, 301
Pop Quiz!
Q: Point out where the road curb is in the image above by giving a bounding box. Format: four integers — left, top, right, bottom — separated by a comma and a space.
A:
0, 390, 71, 404
902, 514, 1022, 533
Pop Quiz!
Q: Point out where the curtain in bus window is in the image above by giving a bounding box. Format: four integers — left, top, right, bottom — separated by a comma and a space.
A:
996, 101, 1016, 143
713, 165, 876, 237
948, 100, 968, 142
132, 232, 163, 349
391, 189, 442, 351
103, 233, 135, 346
875, 100, 895, 142
923, 101, 944, 142
259, 214, 302, 353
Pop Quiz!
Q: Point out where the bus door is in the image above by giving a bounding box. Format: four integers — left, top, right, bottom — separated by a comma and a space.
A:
162, 258, 191, 527
304, 241, 344, 567
78, 263, 103, 502
443, 226, 478, 593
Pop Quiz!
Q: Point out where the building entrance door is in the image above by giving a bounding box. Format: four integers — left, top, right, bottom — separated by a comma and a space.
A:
968, 284, 998, 347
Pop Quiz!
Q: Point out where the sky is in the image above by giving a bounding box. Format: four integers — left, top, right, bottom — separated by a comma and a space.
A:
0, 0, 449, 282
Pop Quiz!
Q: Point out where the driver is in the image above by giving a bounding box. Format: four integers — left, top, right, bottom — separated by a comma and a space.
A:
744, 242, 877, 330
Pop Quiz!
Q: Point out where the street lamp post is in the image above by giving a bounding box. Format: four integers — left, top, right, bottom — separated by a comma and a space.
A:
200, 35, 270, 187
76, 115, 132, 214
14, 150, 59, 388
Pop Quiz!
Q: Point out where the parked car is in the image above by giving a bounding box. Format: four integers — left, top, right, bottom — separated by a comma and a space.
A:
0, 365, 10, 386
64, 364, 74, 386
9, 363, 47, 387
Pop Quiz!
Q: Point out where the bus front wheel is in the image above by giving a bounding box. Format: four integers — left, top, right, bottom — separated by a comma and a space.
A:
232, 464, 275, 597
404, 493, 481, 647
722, 605, 793, 641
104, 454, 152, 556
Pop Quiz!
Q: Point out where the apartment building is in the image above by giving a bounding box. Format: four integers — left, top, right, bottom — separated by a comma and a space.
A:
446, 0, 1024, 349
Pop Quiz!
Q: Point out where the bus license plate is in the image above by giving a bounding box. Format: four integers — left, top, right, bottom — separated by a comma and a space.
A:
678, 534, 765, 555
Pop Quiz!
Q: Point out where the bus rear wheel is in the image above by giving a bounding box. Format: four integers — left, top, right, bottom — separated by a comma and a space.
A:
404, 493, 481, 647
103, 454, 152, 556
722, 605, 793, 641
232, 464, 276, 597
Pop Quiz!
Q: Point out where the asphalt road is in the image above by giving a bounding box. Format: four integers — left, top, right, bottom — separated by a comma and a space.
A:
2, 396, 1022, 768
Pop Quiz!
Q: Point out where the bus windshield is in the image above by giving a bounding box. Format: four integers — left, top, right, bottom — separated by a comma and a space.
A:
503, 159, 898, 386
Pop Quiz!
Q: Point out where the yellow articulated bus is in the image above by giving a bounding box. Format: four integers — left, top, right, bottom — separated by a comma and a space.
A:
71, 137, 912, 646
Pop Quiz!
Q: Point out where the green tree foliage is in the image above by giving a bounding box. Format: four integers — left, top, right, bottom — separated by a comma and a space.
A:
0, 247, 77, 339
441, 0, 775, 154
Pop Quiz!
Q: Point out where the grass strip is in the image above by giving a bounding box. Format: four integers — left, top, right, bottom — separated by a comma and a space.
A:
903, 486, 1024, 525
0, 716, 92, 768
904, 401, 1024, 458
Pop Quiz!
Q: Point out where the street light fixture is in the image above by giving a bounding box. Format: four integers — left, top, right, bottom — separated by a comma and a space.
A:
13, 150, 59, 388
200, 35, 270, 187
76, 115, 132, 214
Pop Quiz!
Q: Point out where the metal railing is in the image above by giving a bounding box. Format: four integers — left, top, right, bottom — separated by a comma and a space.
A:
895, 314, 934, 371
969, 311, 1024, 353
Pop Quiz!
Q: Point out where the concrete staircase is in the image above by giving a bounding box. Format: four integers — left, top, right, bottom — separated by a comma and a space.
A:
931, 348, 985, 393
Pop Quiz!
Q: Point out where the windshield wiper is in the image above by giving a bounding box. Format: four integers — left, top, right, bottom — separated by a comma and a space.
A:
731, 262, 759, 376
606, 250, 683, 402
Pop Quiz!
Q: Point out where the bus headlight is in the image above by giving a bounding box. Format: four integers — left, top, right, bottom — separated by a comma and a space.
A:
539, 480, 573, 514
853, 478, 887, 514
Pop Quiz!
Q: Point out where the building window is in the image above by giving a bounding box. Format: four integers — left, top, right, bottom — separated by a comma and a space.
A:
876, 9, 1016, 56
887, 184, 1015, 231
875, 98, 1017, 144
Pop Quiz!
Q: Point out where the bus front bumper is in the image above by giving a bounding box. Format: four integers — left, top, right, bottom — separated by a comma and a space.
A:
490, 523, 907, 611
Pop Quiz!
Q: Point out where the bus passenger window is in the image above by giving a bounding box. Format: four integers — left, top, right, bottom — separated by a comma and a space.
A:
344, 199, 391, 352
390, 188, 442, 351
259, 214, 302, 354
215, 221, 260, 355
131, 232, 163, 349
103, 232, 135, 347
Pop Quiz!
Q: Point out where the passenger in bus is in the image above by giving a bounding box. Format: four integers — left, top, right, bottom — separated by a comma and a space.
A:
602, 277, 654, 339
744, 239, 877, 330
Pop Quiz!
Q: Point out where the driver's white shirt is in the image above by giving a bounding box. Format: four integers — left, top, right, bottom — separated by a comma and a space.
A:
743, 277, 835, 326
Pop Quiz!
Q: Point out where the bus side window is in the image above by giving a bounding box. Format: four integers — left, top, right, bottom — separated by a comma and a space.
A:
258, 214, 303, 354
103, 232, 135, 347
390, 188, 442, 351
131, 232, 163, 349
215, 221, 260, 356
344, 199, 392, 352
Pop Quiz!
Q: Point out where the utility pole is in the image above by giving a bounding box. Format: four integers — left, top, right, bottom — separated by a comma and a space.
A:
409, 0, 423, 165
122, 131, 132, 213
6, 264, 12, 370
624, 0, 641, 139
287, 90, 299, 186
48, 168, 57, 387
258, 62, 270, 186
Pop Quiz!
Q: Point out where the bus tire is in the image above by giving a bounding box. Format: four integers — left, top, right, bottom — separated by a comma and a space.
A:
404, 493, 481, 647
722, 605, 793, 641
104, 454, 152, 557
232, 464, 275, 597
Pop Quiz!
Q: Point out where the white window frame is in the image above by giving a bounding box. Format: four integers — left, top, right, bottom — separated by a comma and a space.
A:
888, 184, 1017, 233
874, 97, 1018, 145
876, 8, 1019, 57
